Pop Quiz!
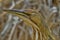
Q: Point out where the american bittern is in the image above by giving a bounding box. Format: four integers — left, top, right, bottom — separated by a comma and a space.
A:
0, 0, 60, 40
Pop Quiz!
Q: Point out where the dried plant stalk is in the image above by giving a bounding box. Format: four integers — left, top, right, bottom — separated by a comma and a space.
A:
0, 0, 60, 40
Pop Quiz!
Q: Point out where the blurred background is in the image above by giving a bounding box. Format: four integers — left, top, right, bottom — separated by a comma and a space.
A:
0, 0, 60, 40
